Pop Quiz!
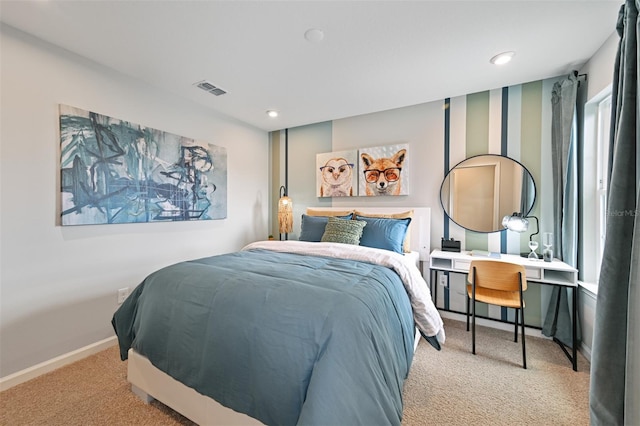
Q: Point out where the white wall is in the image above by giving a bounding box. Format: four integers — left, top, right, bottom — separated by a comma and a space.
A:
581, 30, 618, 101
0, 25, 269, 377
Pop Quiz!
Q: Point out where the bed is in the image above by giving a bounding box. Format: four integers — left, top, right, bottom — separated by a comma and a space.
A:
112, 207, 444, 425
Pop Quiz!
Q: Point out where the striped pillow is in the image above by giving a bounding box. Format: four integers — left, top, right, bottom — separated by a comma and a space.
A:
321, 216, 366, 245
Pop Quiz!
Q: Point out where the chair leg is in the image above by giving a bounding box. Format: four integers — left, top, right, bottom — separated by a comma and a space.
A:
521, 306, 527, 369
514, 308, 518, 343
472, 294, 476, 355
518, 273, 527, 369
466, 293, 470, 332
470, 268, 476, 356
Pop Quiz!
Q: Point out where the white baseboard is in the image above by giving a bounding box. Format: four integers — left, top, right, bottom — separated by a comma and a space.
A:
580, 342, 592, 363
0, 336, 118, 392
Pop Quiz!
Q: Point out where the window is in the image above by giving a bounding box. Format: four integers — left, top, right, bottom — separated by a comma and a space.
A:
581, 88, 612, 290
595, 94, 611, 280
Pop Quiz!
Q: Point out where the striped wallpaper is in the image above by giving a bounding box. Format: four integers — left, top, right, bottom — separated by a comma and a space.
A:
440, 81, 555, 327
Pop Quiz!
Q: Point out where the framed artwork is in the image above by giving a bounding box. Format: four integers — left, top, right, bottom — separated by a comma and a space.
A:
358, 143, 409, 196
316, 150, 358, 197
59, 105, 227, 225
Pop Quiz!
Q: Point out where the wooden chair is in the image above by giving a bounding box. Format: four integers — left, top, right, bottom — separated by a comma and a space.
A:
466, 259, 528, 369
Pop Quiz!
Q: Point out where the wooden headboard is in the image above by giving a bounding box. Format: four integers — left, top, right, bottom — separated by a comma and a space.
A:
306, 207, 431, 261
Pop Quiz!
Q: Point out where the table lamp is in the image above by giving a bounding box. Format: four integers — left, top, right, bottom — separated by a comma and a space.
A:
502, 212, 539, 258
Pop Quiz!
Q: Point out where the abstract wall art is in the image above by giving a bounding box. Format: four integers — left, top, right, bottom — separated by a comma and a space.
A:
59, 105, 227, 225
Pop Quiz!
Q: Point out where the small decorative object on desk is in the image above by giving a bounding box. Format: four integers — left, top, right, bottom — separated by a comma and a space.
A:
528, 239, 539, 259
441, 237, 461, 252
542, 232, 553, 262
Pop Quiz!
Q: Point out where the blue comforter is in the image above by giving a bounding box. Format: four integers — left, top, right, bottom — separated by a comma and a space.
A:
112, 246, 418, 425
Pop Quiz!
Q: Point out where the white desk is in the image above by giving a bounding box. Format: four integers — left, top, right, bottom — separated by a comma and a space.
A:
429, 249, 579, 371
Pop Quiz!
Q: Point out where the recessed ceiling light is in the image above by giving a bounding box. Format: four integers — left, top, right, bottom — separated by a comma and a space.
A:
266, 110, 279, 118
490, 51, 515, 65
304, 28, 325, 43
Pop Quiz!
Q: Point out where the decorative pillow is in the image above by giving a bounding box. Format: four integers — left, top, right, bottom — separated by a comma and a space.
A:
355, 215, 412, 254
306, 208, 354, 217
321, 216, 366, 245
354, 210, 414, 252
299, 214, 352, 242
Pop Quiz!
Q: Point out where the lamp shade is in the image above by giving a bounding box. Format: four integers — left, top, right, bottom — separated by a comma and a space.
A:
278, 195, 293, 234
502, 213, 529, 232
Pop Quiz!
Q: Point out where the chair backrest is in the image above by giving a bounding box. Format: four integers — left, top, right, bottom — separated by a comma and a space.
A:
468, 260, 527, 292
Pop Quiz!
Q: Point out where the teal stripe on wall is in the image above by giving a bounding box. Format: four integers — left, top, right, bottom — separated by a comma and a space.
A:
501, 86, 509, 321
465, 91, 490, 317
465, 91, 490, 254
444, 98, 451, 310
465, 91, 491, 157
500, 87, 509, 253
520, 81, 544, 327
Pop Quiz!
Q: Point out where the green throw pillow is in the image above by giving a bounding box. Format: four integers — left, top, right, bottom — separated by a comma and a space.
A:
321, 216, 366, 245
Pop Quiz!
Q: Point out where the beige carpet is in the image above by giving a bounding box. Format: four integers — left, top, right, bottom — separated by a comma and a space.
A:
402, 319, 590, 425
0, 318, 590, 425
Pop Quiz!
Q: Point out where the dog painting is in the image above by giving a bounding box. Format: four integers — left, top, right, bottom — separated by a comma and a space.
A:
316, 150, 357, 197
359, 145, 408, 196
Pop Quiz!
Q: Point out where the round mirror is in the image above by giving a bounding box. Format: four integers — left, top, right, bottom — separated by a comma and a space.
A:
440, 154, 536, 233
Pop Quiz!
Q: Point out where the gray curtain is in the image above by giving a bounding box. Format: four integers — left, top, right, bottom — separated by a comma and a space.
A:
590, 2, 640, 424
542, 72, 580, 347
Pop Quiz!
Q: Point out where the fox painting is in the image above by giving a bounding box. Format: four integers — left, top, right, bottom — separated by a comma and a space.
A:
360, 148, 406, 196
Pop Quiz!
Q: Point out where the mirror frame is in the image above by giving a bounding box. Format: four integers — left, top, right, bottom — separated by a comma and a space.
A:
439, 154, 536, 233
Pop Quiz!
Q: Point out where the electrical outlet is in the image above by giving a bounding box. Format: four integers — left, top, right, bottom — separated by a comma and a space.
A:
439, 274, 448, 287
117, 287, 130, 304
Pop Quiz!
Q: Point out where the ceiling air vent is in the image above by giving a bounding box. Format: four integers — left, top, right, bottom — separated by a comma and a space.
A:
194, 80, 227, 96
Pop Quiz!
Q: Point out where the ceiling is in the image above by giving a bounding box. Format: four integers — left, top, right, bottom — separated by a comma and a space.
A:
0, 1, 621, 132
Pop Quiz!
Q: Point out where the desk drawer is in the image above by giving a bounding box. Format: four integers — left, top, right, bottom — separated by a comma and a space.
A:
453, 260, 471, 271
525, 267, 541, 279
